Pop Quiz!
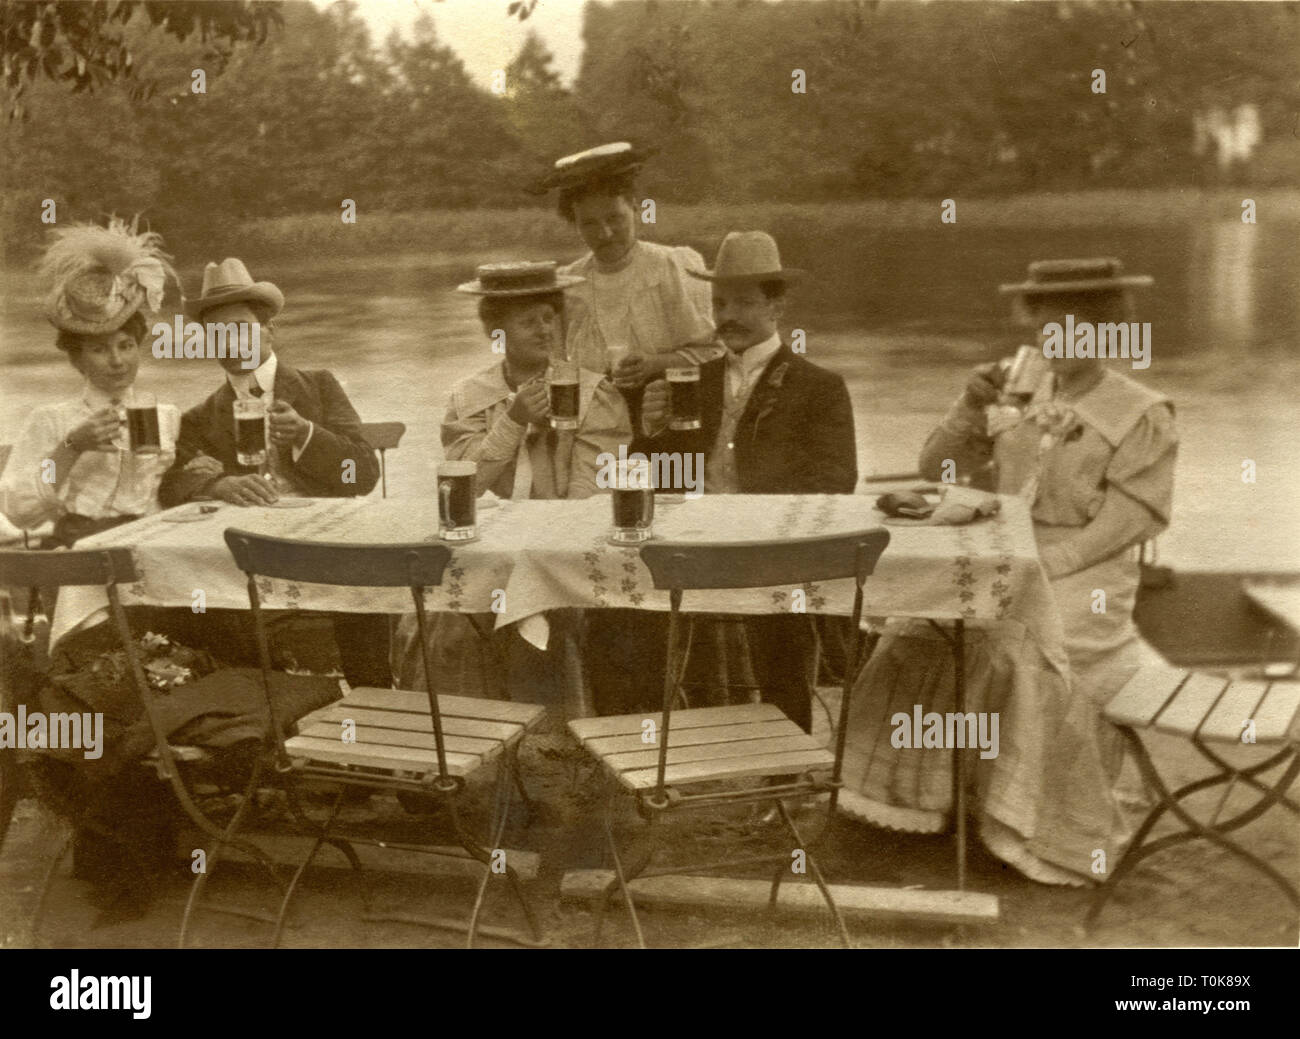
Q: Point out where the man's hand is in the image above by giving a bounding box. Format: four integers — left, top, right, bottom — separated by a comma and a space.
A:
641, 378, 670, 432
507, 377, 550, 427
210, 474, 280, 507
65, 407, 123, 452
268, 399, 311, 449
612, 353, 669, 389
962, 361, 1007, 409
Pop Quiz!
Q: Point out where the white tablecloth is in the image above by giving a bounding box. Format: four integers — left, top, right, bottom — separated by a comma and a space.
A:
50, 494, 1067, 669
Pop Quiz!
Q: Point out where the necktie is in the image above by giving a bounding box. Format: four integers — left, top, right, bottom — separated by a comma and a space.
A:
249, 383, 264, 398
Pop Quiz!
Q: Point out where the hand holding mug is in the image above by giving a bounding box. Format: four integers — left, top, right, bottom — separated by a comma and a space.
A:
641, 379, 671, 432
508, 377, 550, 427
962, 361, 1007, 409
268, 399, 311, 449
65, 407, 124, 453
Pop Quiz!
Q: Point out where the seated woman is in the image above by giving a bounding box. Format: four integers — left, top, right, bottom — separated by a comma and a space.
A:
392, 262, 632, 708
0, 218, 183, 546
839, 258, 1177, 885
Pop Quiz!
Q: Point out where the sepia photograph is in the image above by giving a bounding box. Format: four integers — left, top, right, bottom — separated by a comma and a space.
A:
0, 0, 1297, 987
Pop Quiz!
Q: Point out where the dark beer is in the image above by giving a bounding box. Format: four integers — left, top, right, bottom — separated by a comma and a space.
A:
549, 360, 580, 431
610, 459, 654, 544
438, 460, 477, 541
127, 404, 161, 454
667, 367, 701, 431
233, 398, 267, 467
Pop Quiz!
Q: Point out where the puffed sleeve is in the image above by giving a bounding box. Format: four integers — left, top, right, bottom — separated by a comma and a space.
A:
661, 246, 716, 350
0, 405, 65, 529
1105, 403, 1177, 525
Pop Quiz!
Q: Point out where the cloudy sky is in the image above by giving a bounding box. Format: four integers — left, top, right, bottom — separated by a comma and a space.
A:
331, 0, 589, 87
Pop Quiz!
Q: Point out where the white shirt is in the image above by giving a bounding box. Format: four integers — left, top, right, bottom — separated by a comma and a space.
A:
725, 332, 783, 404
0, 382, 180, 529
224, 352, 314, 460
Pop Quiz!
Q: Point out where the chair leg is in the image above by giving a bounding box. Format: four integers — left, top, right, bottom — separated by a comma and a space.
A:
506, 744, 535, 828
593, 785, 659, 948
271, 788, 347, 948
777, 798, 852, 948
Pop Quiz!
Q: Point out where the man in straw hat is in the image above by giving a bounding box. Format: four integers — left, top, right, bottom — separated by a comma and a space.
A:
635, 230, 858, 732
159, 258, 389, 690
159, 257, 379, 507
392, 261, 632, 708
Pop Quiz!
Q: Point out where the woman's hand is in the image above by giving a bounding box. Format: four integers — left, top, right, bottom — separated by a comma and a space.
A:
641, 379, 671, 432
65, 408, 123, 453
507, 377, 550, 427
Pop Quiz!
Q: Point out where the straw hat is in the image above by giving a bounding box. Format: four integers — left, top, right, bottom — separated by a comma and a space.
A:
528, 141, 657, 194
686, 231, 804, 284
998, 257, 1154, 296
456, 261, 585, 297
186, 258, 285, 320
41, 216, 177, 336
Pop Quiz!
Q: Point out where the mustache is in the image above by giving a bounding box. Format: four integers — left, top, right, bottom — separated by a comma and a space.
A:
716, 322, 749, 336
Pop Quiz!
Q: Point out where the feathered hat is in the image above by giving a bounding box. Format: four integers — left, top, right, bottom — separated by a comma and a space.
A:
40, 216, 177, 338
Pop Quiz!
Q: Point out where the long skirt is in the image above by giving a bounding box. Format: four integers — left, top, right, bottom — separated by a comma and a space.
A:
837, 545, 1151, 884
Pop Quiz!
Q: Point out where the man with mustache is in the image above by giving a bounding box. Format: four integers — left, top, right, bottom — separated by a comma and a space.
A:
638, 231, 858, 731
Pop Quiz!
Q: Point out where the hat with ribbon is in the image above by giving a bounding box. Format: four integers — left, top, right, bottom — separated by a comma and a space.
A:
41, 216, 178, 336
528, 141, 657, 195
456, 261, 585, 297
186, 258, 285, 320
998, 257, 1154, 297
686, 231, 804, 284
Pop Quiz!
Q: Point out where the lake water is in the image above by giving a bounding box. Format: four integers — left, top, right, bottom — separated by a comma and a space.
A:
3, 219, 1297, 569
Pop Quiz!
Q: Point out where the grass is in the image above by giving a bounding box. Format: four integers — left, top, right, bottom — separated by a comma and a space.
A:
229, 188, 1300, 262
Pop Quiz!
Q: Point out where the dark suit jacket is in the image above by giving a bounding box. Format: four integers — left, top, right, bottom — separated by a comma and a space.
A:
635, 342, 857, 494
159, 363, 379, 506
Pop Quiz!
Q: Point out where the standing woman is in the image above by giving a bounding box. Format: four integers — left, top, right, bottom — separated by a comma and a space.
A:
534, 142, 723, 715
0, 218, 183, 546
839, 259, 1177, 885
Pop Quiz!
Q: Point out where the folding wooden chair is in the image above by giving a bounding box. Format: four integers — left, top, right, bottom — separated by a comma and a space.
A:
1087, 664, 1300, 927
0, 547, 290, 943
223, 528, 548, 947
567, 527, 890, 947
360, 421, 406, 499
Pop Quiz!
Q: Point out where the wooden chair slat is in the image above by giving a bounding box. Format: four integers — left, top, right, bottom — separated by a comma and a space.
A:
568, 703, 784, 741
583, 719, 797, 756
310, 705, 523, 743
296, 722, 504, 760
603, 733, 825, 773
1249, 681, 1300, 744
0, 546, 138, 588
223, 530, 450, 588
284, 735, 480, 776
620, 748, 835, 790
1153, 673, 1230, 736
1105, 667, 1189, 728
343, 686, 545, 727
1197, 679, 1271, 743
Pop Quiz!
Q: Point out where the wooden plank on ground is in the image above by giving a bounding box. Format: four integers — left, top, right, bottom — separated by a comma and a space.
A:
1153, 673, 1230, 736
296, 722, 503, 761
183, 828, 538, 881
569, 703, 784, 741
619, 748, 834, 790
560, 870, 998, 926
1197, 679, 1269, 743
584, 719, 797, 756
1105, 667, 1187, 728
1249, 681, 1300, 744
283, 736, 480, 776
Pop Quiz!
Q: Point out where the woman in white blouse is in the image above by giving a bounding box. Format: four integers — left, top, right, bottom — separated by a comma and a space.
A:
0, 219, 182, 546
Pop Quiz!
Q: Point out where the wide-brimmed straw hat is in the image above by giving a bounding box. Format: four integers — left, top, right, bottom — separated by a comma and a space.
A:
186, 258, 285, 320
686, 231, 804, 284
456, 261, 585, 297
528, 141, 657, 195
41, 216, 177, 336
998, 257, 1154, 296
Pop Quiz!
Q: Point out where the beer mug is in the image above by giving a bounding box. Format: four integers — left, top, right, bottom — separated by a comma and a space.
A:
126, 391, 162, 455
233, 397, 268, 467
548, 359, 580, 431
437, 460, 478, 542
666, 366, 701, 431
1002, 344, 1052, 407
610, 457, 654, 545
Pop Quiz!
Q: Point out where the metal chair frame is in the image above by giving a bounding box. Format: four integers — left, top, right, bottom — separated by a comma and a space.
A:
0, 547, 287, 944
223, 528, 545, 948
579, 528, 890, 948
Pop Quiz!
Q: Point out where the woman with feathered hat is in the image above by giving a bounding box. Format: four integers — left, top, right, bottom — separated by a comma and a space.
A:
0, 217, 184, 546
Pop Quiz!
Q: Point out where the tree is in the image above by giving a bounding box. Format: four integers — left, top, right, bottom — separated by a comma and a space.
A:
1, 0, 281, 120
